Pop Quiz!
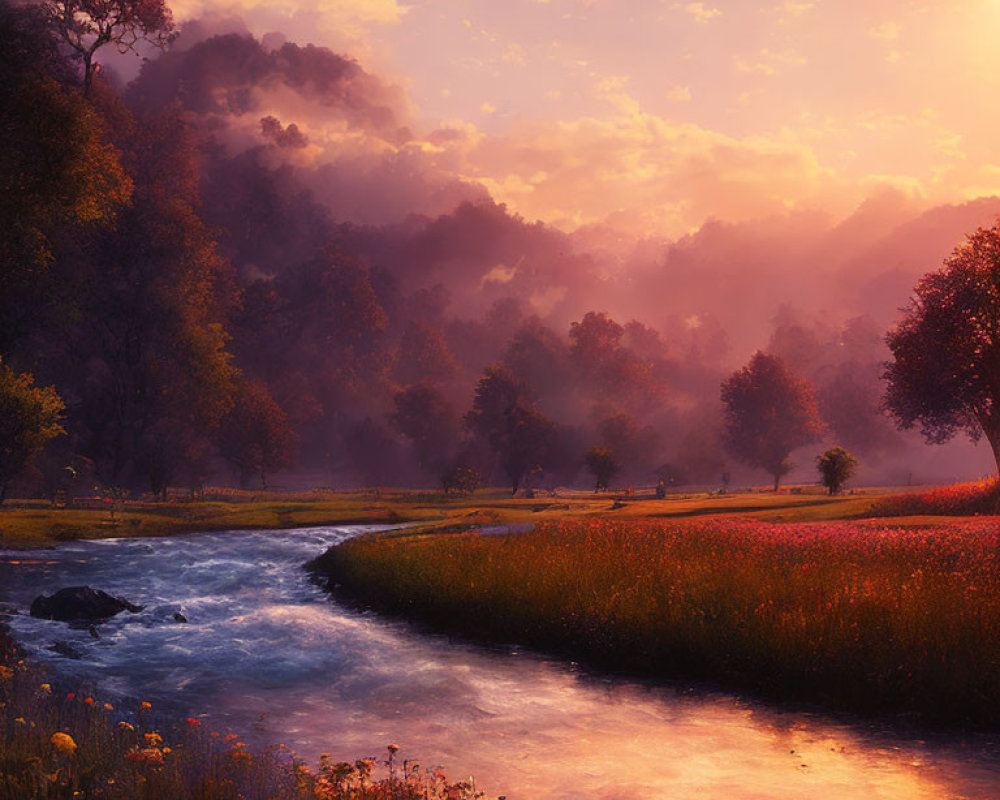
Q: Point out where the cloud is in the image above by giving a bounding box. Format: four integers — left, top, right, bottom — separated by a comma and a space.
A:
682, 3, 722, 23
868, 21, 901, 41
459, 91, 839, 236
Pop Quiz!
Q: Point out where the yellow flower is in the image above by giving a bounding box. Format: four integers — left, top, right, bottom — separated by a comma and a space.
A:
39, 683, 51, 693
0, 665, 13, 680
118, 722, 135, 733
51, 732, 77, 755
140, 701, 152, 710
144, 732, 163, 745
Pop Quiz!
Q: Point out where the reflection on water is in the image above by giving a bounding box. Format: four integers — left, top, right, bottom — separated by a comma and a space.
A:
2, 526, 999, 799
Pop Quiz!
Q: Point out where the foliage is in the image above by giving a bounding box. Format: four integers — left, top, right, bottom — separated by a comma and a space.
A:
0, 3, 131, 354
390, 384, 456, 476
884, 223, 1000, 473
320, 517, 1000, 724
720, 351, 824, 491
465, 366, 556, 493
584, 447, 620, 492
0, 361, 64, 503
815, 446, 858, 495
218, 381, 296, 489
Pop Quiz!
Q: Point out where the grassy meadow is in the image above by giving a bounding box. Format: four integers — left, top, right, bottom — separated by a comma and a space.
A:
310, 479, 1000, 726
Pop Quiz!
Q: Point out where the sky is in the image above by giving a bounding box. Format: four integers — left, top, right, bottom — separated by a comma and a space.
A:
161, 0, 1000, 238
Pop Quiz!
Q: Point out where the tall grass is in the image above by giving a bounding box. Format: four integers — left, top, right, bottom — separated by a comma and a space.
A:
0, 628, 491, 800
314, 518, 1000, 724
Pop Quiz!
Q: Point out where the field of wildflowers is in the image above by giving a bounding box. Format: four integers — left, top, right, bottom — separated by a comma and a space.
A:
315, 517, 1000, 725
870, 478, 1000, 517
0, 628, 491, 799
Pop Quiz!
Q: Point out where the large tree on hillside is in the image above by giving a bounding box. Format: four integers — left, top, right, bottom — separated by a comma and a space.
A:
41, 0, 175, 94
720, 352, 824, 491
884, 223, 1000, 473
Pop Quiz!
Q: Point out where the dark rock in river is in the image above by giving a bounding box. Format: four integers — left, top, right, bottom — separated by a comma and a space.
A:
30, 586, 143, 622
173, 612, 187, 623
50, 640, 83, 659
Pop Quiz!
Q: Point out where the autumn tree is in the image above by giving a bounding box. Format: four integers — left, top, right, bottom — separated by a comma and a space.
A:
0, 1, 131, 354
70, 110, 238, 491
720, 352, 824, 491
218, 381, 296, 489
41, 0, 175, 94
584, 447, 620, 492
884, 223, 1000, 473
0, 361, 65, 503
816, 446, 858, 495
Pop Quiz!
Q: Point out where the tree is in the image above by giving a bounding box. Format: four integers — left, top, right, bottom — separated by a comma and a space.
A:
0, 361, 65, 503
389, 383, 456, 476
720, 352, 824, 491
584, 447, 620, 492
464, 366, 554, 494
498, 405, 556, 495
218, 381, 296, 489
41, 0, 176, 94
816, 446, 858, 495
0, 2, 132, 354
884, 223, 1000, 473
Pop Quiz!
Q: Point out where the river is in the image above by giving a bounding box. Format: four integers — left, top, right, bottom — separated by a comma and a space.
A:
2, 524, 1000, 799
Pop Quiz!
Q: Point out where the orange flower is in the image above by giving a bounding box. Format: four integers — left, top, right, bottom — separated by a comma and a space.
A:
140, 701, 152, 710
51, 732, 77, 755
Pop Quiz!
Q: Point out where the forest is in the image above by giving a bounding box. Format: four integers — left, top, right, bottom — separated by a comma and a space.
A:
3, 0, 999, 501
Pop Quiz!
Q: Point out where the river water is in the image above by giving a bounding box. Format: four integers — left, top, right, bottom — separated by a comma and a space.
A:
2, 525, 1000, 799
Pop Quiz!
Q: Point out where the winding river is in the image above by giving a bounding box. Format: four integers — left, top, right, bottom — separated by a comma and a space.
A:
3, 525, 1000, 799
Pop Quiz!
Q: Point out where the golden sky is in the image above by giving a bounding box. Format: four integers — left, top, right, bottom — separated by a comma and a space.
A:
168, 0, 1000, 237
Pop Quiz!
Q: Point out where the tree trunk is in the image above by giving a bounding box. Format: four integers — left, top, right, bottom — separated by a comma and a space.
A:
974, 408, 1000, 475
772, 473, 780, 492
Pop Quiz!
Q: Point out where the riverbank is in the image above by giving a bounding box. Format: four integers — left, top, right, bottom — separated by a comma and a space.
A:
0, 484, 887, 549
0, 623, 487, 800
311, 512, 1000, 727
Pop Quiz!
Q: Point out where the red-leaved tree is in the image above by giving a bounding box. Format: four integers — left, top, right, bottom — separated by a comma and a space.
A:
884, 223, 1000, 472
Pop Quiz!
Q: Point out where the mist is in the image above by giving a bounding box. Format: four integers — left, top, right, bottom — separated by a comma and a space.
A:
126, 20, 1000, 490
7, 7, 1000, 497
